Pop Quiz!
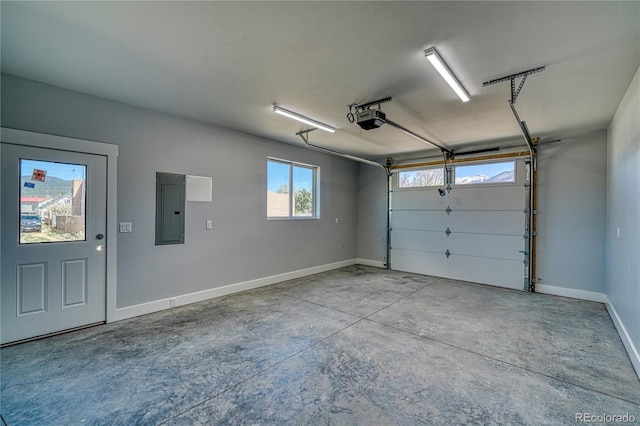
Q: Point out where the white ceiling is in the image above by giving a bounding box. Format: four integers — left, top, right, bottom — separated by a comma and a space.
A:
2, 1, 639, 160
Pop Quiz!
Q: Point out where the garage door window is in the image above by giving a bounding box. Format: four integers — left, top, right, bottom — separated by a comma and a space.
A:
454, 161, 515, 185
267, 159, 318, 219
398, 168, 444, 188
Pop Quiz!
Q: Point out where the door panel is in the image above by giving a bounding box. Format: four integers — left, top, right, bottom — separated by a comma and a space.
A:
392, 185, 525, 211
392, 210, 448, 231
391, 248, 524, 290
448, 211, 524, 235
62, 258, 88, 307
1, 143, 107, 344
17, 263, 47, 315
391, 230, 524, 262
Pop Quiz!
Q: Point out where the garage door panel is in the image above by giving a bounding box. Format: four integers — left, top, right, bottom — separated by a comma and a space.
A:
448, 211, 525, 235
446, 186, 525, 211
447, 234, 524, 261
391, 232, 524, 261
391, 229, 446, 252
449, 255, 525, 290
393, 210, 525, 236
391, 248, 524, 290
393, 185, 525, 211
392, 210, 448, 231
391, 249, 451, 278
392, 190, 446, 210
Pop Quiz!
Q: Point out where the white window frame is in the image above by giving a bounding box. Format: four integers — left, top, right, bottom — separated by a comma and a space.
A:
267, 158, 319, 220
453, 160, 517, 187
395, 166, 445, 190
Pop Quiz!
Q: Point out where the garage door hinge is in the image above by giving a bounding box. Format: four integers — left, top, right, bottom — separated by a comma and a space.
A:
446, 206, 452, 215
445, 227, 451, 237
445, 249, 451, 258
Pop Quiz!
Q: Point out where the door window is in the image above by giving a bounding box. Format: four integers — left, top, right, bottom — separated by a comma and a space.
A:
19, 159, 87, 244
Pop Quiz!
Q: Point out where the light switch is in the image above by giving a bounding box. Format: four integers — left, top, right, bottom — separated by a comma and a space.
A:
206, 220, 213, 230
119, 222, 132, 233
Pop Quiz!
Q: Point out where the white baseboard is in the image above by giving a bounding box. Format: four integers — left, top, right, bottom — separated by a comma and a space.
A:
535, 284, 608, 303
606, 301, 640, 380
109, 298, 170, 322
110, 259, 357, 322
356, 258, 386, 268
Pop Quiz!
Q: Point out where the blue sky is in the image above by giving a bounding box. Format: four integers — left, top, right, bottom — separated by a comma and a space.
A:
455, 161, 513, 178
21, 159, 86, 181
267, 161, 313, 192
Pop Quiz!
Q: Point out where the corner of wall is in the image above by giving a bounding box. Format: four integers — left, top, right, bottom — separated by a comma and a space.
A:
356, 258, 386, 269
606, 301, 640, 379
605, 65, 640, 380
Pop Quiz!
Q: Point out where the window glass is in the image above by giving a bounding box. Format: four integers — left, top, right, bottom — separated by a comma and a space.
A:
267, 159, 318, 219
398, 168, 444, 188
454, 161, 515, 185
267, 161, 290, 217
293, 166, 314, 217
20, 159, 86, 244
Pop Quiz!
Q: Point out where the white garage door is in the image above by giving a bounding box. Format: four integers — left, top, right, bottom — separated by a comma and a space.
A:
390, 159, 528, 290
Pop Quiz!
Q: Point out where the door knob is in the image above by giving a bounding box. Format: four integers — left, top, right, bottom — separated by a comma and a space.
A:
96, 234, 104, 240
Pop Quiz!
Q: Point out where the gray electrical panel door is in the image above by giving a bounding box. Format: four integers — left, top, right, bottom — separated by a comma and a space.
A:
156, 172, 185, 245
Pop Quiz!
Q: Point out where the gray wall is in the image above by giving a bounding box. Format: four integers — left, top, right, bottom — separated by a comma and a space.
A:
606, 66, 640, 371
357, 163, 388, 264
1, 73, 359, 308
536, 130, 607, 293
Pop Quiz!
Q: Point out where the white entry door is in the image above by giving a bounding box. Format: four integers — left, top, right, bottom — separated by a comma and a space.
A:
1, 143, 107, 344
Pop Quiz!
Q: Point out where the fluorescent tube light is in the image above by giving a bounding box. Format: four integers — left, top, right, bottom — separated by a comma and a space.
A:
425, 47, 470, 102
272, 106, 336, 133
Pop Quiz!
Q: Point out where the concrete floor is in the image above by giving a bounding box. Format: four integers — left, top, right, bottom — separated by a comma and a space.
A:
1, 265, 639, 425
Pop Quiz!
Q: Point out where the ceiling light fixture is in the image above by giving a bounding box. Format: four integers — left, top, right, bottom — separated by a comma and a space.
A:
425, 47, 470, 102
272, 106, 335, 133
